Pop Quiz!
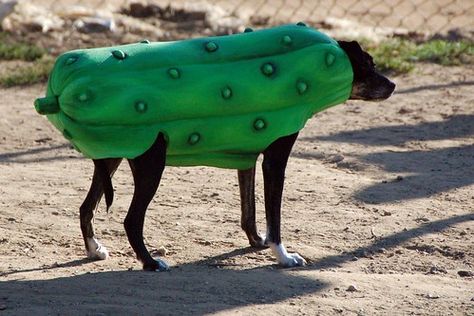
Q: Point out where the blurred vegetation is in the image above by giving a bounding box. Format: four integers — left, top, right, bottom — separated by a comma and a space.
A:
0, 32, 473, 87
0, 38, 46, 61
0, 32, 53, 87
0, 56, 54, 87
365, 38, 474, 74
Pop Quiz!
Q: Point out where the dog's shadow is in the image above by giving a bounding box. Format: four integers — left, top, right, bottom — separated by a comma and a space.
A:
2, 212, 472, 315
0, 143, 80, 164
301, 114, 474, 203
0, 249, 326, 315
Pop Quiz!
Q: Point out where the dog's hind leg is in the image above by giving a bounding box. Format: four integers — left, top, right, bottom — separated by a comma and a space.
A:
262, 132, 306, 267
238, 167, 267, 248
125, 133, 168, 271
80, 158, 122, 260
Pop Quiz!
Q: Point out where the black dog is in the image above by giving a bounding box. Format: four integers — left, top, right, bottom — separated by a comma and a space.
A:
79, 41, 395, 271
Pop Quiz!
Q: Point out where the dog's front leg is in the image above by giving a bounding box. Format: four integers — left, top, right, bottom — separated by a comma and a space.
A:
262, 132, 306, 267
238, 167, 267, 248
125, 133, 169, 271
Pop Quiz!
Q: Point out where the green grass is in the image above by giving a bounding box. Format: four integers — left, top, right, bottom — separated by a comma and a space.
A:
365, 38, 474, 74
0, 33, 53, 87
0, 34, 46, 61
0, 57, 54, 87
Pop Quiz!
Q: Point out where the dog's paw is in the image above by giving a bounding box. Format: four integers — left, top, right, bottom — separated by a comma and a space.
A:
143, 259, 169, 272
280, 252, 306, 267
86, 237, 109, 260
270, 242, 306, 267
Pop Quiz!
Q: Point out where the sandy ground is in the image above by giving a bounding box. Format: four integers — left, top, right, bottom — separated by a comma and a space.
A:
0, 63, 473, 315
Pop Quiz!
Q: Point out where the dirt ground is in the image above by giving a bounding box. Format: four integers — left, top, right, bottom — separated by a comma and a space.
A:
0, 58, 473, 315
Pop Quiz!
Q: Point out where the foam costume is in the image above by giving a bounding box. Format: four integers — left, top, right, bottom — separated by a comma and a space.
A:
35, 23, 353, 169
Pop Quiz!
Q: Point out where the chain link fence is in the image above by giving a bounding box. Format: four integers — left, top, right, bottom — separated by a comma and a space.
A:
34, 0, 473, 34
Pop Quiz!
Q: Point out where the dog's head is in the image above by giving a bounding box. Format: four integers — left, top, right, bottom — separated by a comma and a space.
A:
338, 41, 395, 101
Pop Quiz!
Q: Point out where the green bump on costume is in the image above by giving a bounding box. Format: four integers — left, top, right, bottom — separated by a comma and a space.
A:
326, 52, 336, 66
34, 24, 353, 170
188, 133, 200, 145
111, 49, 127, 60
78, 92, 89, 102
296, 80, 308, 94
282, 35, 292, 46
135, 101, 147, 113
205, 41, 218, 52
168, 68, 180, 79
261, 63, 275, 76
221, 86, 232, 99
253, 119, 266, 131
65, 56, 78, 65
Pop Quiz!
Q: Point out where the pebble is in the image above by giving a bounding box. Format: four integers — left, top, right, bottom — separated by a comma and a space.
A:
156, 246, 168, 256
415, 217, 430, 222
458, 270, 473, 277
346, 285, 358, 292
327, 154, 344, 163
74, 16, 115, 33
429, 266, 447, 274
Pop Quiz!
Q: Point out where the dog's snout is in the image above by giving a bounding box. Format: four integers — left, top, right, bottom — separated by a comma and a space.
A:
373, 75, 396, 100
382, 79, 396, 99
387, 80, 396, 94
349, 74, 396, 101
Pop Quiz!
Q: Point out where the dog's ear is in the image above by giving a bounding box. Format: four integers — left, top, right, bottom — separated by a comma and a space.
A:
338, 40, 375, 74
337, 40, 364, 62
337, 40, 362, 52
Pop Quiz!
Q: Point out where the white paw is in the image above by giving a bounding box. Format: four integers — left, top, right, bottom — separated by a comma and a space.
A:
86, 237, 109, 260
270, 243, 306, 267
281, 252, 306, 267
144, 258, 170, 271
154, 258, 169, 271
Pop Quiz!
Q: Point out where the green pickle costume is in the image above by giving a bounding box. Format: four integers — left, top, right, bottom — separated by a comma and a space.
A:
35, 24, 353, 169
